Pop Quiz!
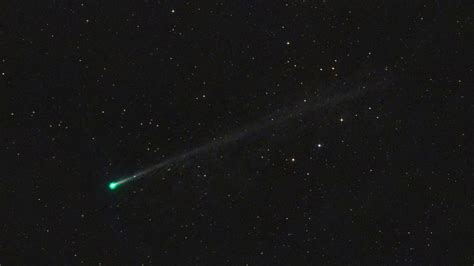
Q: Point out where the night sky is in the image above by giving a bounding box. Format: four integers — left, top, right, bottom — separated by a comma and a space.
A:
2, 0, 473, 264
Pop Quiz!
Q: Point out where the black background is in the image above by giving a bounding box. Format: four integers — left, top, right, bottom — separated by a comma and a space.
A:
1, 0, 472, 264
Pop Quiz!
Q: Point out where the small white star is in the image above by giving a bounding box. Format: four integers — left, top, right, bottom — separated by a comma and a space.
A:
291, 158, 295, 162
340, 118, 344, 122
317, 143, 322, 148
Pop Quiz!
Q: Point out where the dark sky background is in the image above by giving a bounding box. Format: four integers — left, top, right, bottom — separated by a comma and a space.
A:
1, 0, 472, 264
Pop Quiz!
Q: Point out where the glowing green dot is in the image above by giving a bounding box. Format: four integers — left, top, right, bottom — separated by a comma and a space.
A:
109, 182, 118, 190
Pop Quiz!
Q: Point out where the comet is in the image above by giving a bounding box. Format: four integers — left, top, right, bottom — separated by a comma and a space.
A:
107, 78, 388, 190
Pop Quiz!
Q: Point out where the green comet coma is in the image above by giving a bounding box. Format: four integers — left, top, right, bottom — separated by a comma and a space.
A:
109, 182, 118, 190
